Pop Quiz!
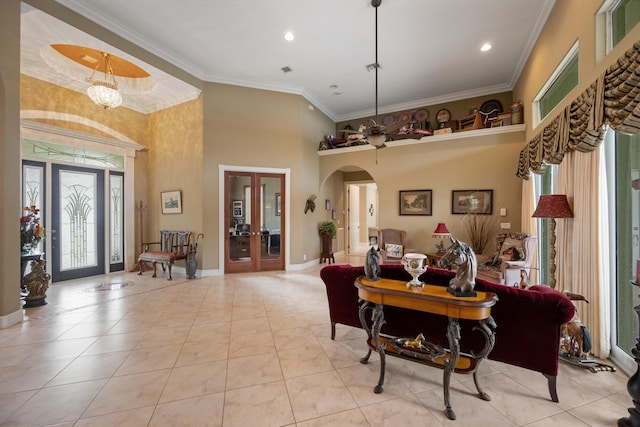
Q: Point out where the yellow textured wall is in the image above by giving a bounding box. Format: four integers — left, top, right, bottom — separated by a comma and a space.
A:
20, 75, 149, 145
146, 98, 203, 266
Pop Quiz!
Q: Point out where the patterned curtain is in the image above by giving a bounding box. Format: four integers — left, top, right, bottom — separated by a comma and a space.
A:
517, 40, 640, 179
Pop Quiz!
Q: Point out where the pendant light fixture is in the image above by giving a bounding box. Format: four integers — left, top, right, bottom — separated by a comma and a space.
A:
368, 0, 387, 148
85, 52, 122, 109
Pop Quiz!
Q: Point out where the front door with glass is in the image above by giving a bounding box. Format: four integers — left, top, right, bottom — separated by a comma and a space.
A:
51, 164, 105, 281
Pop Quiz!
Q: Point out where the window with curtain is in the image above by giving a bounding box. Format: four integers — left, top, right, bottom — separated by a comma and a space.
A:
535, 43, 579, 124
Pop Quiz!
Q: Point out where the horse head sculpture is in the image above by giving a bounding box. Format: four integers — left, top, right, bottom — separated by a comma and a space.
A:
438, 237, 478, 296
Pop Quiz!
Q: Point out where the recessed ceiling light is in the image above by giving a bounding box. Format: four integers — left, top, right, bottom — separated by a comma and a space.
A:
284, 31, 294, 41
481, 43, 492, 52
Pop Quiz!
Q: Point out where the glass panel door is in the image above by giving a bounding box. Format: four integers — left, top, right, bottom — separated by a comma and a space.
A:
225, 171, 284, 273
51, 164, 105, 281
614, 132, 639, 364
259, 174, 284, 269
226, 172, 254, 273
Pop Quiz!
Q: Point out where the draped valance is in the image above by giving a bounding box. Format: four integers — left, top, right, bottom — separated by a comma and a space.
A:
518, 40, 640, 179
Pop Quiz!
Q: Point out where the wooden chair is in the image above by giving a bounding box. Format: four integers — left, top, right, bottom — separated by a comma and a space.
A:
138, 231, 191, 280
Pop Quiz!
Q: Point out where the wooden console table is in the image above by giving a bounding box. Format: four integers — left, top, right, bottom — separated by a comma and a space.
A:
355, 276, 497, 420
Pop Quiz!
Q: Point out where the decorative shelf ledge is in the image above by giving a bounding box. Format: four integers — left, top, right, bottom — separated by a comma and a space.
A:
318, 124, 526, 156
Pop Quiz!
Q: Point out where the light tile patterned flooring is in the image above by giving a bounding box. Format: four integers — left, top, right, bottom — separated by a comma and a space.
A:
0, 253, 631, 426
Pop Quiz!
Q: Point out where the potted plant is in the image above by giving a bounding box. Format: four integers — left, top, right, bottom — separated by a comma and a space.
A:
20, 205, 45, 253
319, 221, 336, 239
319, 221, 336, 263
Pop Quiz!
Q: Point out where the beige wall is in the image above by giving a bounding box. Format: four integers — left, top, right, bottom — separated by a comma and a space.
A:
0, 0, 22, 321
320, 129, 525, 256
201, 82, 334, 269
513, 0, 640, 142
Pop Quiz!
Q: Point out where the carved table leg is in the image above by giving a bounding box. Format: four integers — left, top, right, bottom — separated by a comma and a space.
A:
472, 315, 497, 401
358, 299, 373, 364
444, 317, 461, 420
371, 303, 386, 393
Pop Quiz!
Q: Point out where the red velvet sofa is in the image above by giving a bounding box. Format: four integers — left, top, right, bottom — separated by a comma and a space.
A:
320, 263, 575, 402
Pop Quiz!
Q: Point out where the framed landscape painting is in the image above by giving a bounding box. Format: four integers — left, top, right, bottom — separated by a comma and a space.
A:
451, 189, 493, 215
161, 190, 182, 214
399, 190, 432, 216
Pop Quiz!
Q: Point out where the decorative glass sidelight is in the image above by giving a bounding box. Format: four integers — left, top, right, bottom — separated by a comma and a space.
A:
110, 173, 124, 267
22, 161, 46, 253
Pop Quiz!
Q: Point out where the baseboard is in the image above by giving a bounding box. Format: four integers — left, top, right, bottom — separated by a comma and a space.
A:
199, 269, 222, 277
0, 308, 24, 329
288, 258, 320, 271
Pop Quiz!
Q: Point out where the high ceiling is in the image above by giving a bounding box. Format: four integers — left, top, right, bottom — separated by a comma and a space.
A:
21, 0, 555, 120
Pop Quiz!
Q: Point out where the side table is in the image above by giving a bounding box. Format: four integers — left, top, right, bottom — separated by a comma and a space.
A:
319, 232, 334, 264
355, 276, 497, 420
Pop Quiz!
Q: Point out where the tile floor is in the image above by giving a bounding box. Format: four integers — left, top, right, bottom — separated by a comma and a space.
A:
0, 253, 631, 426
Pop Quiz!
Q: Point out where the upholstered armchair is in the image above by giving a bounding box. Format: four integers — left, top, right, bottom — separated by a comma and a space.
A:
476, 233, 537, 286
377, 228, 413, 264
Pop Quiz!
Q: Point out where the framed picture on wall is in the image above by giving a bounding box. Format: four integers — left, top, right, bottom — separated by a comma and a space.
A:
232, 200, 243, 218
451, 189, 493, 215
399, 190, 432, 216
161, 190, 182, 214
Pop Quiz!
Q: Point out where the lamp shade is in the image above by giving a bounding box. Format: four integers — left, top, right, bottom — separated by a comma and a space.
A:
532, 194, 574, 219
432, 222, 451, 236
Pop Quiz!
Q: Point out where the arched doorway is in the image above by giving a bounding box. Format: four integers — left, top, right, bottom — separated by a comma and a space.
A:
346, 182, 378, 255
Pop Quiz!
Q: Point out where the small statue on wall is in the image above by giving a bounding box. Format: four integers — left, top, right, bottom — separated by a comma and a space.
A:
304, 194, 317, 214
365, 246, 381, 281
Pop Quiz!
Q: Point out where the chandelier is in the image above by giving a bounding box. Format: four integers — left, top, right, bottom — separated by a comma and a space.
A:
85, 52, 122, 109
